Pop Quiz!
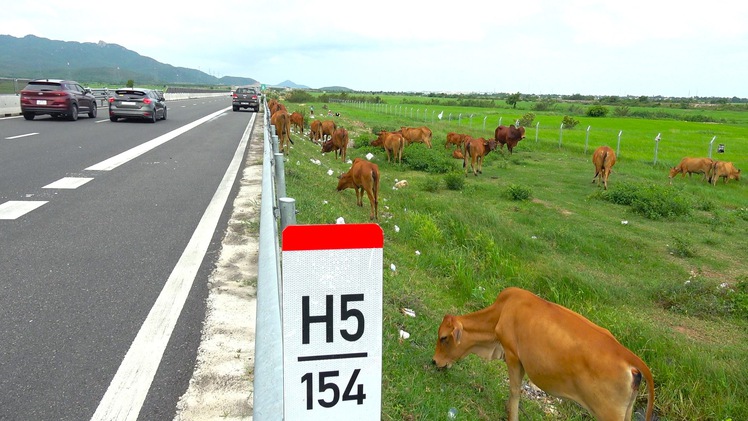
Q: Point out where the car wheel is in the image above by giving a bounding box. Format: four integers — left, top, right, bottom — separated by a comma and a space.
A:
110, 116, 118, 122
162, 107, 167, 120
23, 112, 35, 120
149, 110, 157, 123
67, 104, 79, 121
233, 105, 239, 111
88, 103, 97, 118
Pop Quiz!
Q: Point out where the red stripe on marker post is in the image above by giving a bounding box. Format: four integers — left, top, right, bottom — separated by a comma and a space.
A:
282, 223, 384, 251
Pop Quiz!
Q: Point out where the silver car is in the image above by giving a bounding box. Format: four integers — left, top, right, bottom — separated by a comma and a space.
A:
109, 88, 167, 123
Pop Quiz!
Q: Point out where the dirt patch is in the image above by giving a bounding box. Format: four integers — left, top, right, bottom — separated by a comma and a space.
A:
532, 198, 573, 216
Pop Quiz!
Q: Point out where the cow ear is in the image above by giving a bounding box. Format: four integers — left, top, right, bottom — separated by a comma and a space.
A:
452, 319, 463, 344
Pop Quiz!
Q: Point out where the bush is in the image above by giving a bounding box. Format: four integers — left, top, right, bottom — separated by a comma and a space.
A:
505, 184, 532, 201
402, 146, 456, 174
598, 182, 693, 219
444, 172, 465, 191
532, 99, 557, 111
284, 89, 314, 103
420, 177, 441, 192
587, 105, 609, 117
518, 112, 535, 127
562, 115, 579, 129
613, 106, 630, 117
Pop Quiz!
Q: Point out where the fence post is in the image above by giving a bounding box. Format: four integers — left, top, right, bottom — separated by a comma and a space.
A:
458, 113, 462, 126
558, 123, 564, 147
708, 135, 717, 158
584, 126, 591, 154
279, 197, 296, 231
616, 130, 623, 157
653, 133, 661, 165
535, 121, 540, 143
499, 116, 503, 127
483, 116, 488, 130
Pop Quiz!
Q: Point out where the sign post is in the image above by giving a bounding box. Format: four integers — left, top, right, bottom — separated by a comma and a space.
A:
281, 224, 384, 420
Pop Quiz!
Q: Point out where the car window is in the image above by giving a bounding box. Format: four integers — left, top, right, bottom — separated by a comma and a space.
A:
114, 90, 148, 100
23, 82, 62, 92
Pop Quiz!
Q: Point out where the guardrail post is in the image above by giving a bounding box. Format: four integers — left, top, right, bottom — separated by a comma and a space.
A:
272, 134, 279, 155
274, 152, 286, 203
279, 197, 296, 231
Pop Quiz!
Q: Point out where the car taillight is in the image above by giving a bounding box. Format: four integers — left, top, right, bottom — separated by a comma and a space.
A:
232, 94, 238, 99
108, 97, 115, 103
143, 98, 152, 104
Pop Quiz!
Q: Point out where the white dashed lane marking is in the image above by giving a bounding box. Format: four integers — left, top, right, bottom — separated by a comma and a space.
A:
4, 132, 39, 140
43, 177, 94, 189
0, 201, 48, 220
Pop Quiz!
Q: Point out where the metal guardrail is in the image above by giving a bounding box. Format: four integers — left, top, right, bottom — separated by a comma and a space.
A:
252, 99, 293, 420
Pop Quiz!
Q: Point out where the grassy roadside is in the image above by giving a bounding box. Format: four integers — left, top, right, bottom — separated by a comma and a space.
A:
279, 99, 747, 420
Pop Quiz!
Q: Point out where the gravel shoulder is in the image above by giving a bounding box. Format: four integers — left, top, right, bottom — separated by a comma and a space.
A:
173, 115, 263, 420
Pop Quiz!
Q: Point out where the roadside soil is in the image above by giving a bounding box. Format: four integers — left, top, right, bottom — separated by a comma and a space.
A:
173, 115, 263, 420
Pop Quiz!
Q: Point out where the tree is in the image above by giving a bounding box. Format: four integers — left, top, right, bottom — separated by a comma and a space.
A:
126, 79, 134, 88
506, 92, 521, 109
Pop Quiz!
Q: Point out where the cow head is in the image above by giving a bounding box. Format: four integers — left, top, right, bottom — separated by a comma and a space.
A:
485, 139, 498, 152
432, 314, 465, 368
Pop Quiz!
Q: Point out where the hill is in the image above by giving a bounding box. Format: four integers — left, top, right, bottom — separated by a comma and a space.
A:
0, 34, 257, 86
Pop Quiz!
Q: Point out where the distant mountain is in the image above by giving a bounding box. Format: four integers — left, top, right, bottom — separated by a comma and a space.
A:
276, 80, 310, 89
0, 34, 258, 86
319, 86, 354, 92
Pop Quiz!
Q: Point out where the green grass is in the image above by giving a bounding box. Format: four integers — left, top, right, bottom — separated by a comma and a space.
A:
278, 96, 748, 420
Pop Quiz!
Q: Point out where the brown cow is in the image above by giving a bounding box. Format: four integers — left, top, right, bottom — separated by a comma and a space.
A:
373, 130, 405, 164
494, 125, 526, 154
668, 157, 714, 184
270, 110, 292, 155
452, 149, 464, 159
323, 127, 348, 161
433, 287, 655, 421
463, 137, 497, 176
445, 132, 468, 150
321, 120, 337, 142
710, 160, 741, 185
400, 126, 433, 148
337, 158, 380, 220
290, 111, 304, 135
309, 119, 323, 143
592, 145, 616, 190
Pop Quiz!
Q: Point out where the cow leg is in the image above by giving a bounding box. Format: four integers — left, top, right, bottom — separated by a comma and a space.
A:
504, 356, 525, 421
355, 187, 363, 207
364, 188, 377, 220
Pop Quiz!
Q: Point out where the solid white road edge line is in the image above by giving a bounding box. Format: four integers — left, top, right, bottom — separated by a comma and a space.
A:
85, 107, 231, 171
90, 112, 255, 421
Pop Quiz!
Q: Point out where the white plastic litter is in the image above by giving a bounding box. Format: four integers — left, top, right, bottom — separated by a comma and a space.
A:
336, 217, 345, 224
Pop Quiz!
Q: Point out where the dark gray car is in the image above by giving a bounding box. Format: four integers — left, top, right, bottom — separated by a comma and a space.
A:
109, 88, 167, 123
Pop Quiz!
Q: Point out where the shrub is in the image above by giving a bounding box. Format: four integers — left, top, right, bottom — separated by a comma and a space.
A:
284, 89, 314, 103
420, 177, 441, 192
613, 106, 630, 117
598, 182, 692, 219
587, 105, 609, 117
532, 99, 557, 111
402, 146, 456, 174
562, 115, 579, 129
505, 184, 532, 201
444, 172, 465, 190
518, 112, 535, 127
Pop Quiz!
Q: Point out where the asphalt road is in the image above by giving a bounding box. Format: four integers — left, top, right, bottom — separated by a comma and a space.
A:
0, 97, 257, 420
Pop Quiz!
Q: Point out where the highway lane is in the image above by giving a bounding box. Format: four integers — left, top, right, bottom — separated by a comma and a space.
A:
0, 96, 258, 420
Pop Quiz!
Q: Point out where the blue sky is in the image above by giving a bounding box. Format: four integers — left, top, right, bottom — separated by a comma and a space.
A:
4, 0, 748, 97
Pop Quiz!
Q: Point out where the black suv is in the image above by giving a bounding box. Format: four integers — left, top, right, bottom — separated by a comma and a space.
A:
232, 87, 260, 112
19, 79, 98, 121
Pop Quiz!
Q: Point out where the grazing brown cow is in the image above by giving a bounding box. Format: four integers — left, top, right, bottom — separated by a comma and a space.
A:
433, 287, 655, 421
494, 125, 526, 154
710, 160, 741, 185
373, 130, 405, 164
271, 110, 292, 155
290, 111, 304, 134
592, 145, 616, 190
324, 127, 348, 161
400, 126, 433, 148
337, 158, 380, 220
321, 120, 337, 142
668, 157, 714, 184
309, 119, 323, 143
463, 137, 497, 176
445, 132, 469, 150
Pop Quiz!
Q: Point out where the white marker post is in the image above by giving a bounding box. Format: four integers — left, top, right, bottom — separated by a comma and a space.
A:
281, 224, 384, 421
